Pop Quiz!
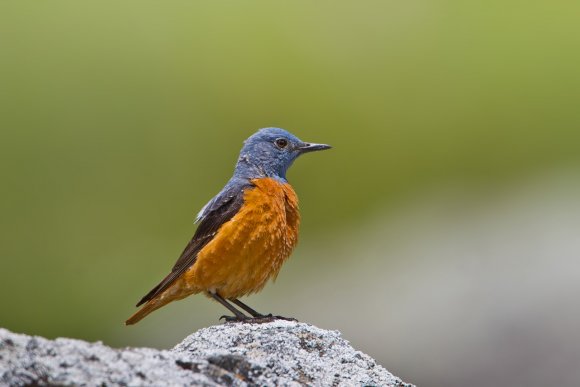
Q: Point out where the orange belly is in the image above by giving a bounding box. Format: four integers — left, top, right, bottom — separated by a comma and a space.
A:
184, 177, 300, 298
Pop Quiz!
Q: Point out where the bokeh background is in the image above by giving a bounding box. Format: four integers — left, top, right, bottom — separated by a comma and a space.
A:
1, 2, 579, 386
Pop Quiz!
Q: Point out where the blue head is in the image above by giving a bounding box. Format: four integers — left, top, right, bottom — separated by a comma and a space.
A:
233, 128, 331, 181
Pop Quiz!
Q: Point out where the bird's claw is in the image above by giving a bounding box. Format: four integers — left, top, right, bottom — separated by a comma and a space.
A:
219, 314, 297, 324
249, 314, 298, 323
219, 315, 247, 322
270, 315, 298, 322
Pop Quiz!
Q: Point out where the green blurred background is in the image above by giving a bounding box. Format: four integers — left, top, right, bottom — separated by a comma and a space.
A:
1, 2, 579, 386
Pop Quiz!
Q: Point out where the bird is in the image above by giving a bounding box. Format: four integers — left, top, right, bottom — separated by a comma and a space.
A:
125, 127, 331, 325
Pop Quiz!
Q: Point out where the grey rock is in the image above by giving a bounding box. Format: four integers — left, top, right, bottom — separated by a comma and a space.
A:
0, 321, 414, 386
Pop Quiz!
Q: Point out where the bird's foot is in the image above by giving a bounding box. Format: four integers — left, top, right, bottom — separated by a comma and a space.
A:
219, 314, 297, 324
248, 314, 298, 324
219, 315, 248, 323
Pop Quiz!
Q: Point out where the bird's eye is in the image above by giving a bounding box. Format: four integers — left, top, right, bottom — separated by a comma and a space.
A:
275, 138, 288, 148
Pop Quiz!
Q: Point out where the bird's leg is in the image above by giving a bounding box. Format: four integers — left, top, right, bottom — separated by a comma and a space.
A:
231, 299, 267, 318
231, 298, 298, 322
209, 292, 248, 322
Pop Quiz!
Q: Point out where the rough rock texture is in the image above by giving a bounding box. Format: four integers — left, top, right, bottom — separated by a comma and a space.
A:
0, 321, 414, 386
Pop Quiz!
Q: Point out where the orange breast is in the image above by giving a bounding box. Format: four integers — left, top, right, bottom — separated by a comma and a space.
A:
185, 177, 300, 298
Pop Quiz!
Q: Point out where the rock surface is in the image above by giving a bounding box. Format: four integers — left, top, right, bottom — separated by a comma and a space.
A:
0, 321, 413, 386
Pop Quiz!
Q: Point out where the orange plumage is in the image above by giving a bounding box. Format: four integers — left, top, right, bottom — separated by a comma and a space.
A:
187, 178, 300, 297
125, 178, 299, 324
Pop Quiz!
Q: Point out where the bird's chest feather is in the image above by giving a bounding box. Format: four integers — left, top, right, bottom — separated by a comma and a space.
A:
190, 177, 300, 296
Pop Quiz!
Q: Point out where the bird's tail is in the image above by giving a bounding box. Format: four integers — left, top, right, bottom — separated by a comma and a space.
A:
125, 297, 169, 325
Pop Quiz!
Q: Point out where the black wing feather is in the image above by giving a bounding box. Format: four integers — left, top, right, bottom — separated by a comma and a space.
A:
136, 181, 251, 307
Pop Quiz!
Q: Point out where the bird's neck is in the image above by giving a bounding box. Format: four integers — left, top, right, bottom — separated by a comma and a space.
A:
234, 153, 287, 182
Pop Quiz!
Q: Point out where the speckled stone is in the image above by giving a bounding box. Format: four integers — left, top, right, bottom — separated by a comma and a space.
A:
174, 320, 412, 386
0, 322, 414, 387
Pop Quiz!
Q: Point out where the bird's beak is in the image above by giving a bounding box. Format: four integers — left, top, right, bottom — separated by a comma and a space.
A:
298, 142, 332, 153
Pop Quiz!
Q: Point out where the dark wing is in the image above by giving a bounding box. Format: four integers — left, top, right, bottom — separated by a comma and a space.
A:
135, 180, 252, 307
